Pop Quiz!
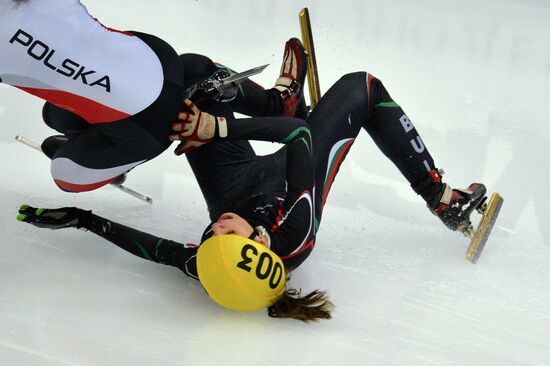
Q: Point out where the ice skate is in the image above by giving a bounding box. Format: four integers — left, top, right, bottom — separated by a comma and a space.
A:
429, 181, 504, 263
430, 183, 488, 232
465, 192, 503, 263
272, 38, 308, 118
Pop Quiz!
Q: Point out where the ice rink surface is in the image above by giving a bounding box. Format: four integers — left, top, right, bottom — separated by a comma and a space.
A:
1, 0, 549, 365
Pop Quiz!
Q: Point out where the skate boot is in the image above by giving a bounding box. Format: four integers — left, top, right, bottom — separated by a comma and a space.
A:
429, 182, 488, 233
417, 169, 503, 263
272, 38, 308, 118
416, 169, 487, 233
41, 135, 69, 159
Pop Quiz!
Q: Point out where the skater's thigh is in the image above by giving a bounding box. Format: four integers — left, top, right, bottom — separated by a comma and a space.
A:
54, 124, 164, 166
307, 72, 368, 220
307, 72, 368, 133
51, 126, 163, 191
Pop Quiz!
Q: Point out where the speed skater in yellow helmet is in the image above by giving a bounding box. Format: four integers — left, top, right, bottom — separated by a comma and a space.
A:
197, 235, 286, 312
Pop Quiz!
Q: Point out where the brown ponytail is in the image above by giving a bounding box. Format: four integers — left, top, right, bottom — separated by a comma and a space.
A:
268, 287, 334, 322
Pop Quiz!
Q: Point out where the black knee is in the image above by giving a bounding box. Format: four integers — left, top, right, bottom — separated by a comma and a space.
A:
341, 71, 388, 103
340, 71, 368, 83
42, 102, 56, 130
343, 72, 397, 123
179, 53, 218, 89
368, 76, 390, 106
335, 72, 372, 111
42, 103, 89, 136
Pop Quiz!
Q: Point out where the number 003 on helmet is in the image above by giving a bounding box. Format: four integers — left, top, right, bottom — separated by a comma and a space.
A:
197, 235, 286, 311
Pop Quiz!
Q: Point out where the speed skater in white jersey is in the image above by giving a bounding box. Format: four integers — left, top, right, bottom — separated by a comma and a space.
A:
0, 0, 183, 191
1, 0, 307, 192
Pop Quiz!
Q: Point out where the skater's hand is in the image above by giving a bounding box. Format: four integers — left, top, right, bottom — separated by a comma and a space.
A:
17, 204, 87, 230
173, 140, 206, 156
212, 212, 254, 238
169, 99, 228, 155
211, 212, 269, 247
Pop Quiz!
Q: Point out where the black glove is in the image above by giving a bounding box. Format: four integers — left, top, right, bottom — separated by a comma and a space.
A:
17, 204, 88, 230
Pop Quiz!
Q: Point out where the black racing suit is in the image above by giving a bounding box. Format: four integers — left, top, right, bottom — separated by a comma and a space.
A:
76, 68, 438, 279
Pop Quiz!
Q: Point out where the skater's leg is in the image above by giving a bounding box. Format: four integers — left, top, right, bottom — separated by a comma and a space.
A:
305, 73, 367, 225
179, 38, 308, 118
126, 32, 183, 149
230, 80, 280, 117
41, 102, 90, 159
50, 123, 164, 192
363, 73, 489, 231
308, 71, 488, 233
42, 102, 89, 137
361, 73, 439, 198
179, 53, 278, 117
228, 38, 309, 119
307, 71, 444, 225
231, 38, 308, 118
308, 71, 446, 207
178, 53, 218, 89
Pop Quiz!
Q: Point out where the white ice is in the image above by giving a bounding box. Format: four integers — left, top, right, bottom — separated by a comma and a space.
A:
1, 0, 549, 365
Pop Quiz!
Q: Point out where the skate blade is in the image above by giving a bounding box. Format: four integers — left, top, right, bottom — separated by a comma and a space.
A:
114, 184, 153, 204
299, 8, 321, 108
466, 193, 504, 263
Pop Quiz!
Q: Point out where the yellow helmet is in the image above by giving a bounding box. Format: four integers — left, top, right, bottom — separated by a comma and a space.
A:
197, 234, 286, 311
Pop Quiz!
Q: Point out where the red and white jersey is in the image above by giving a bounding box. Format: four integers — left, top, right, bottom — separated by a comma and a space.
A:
0, 0, 164, 123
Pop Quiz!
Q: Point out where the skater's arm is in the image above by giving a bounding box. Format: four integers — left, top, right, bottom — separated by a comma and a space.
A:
79, 212, 199, 278
212, 63, 281, 117
229, 80, 284, 117
171, 100, 308, 155
221, 115, 310, 143
17, 206, 199, 279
